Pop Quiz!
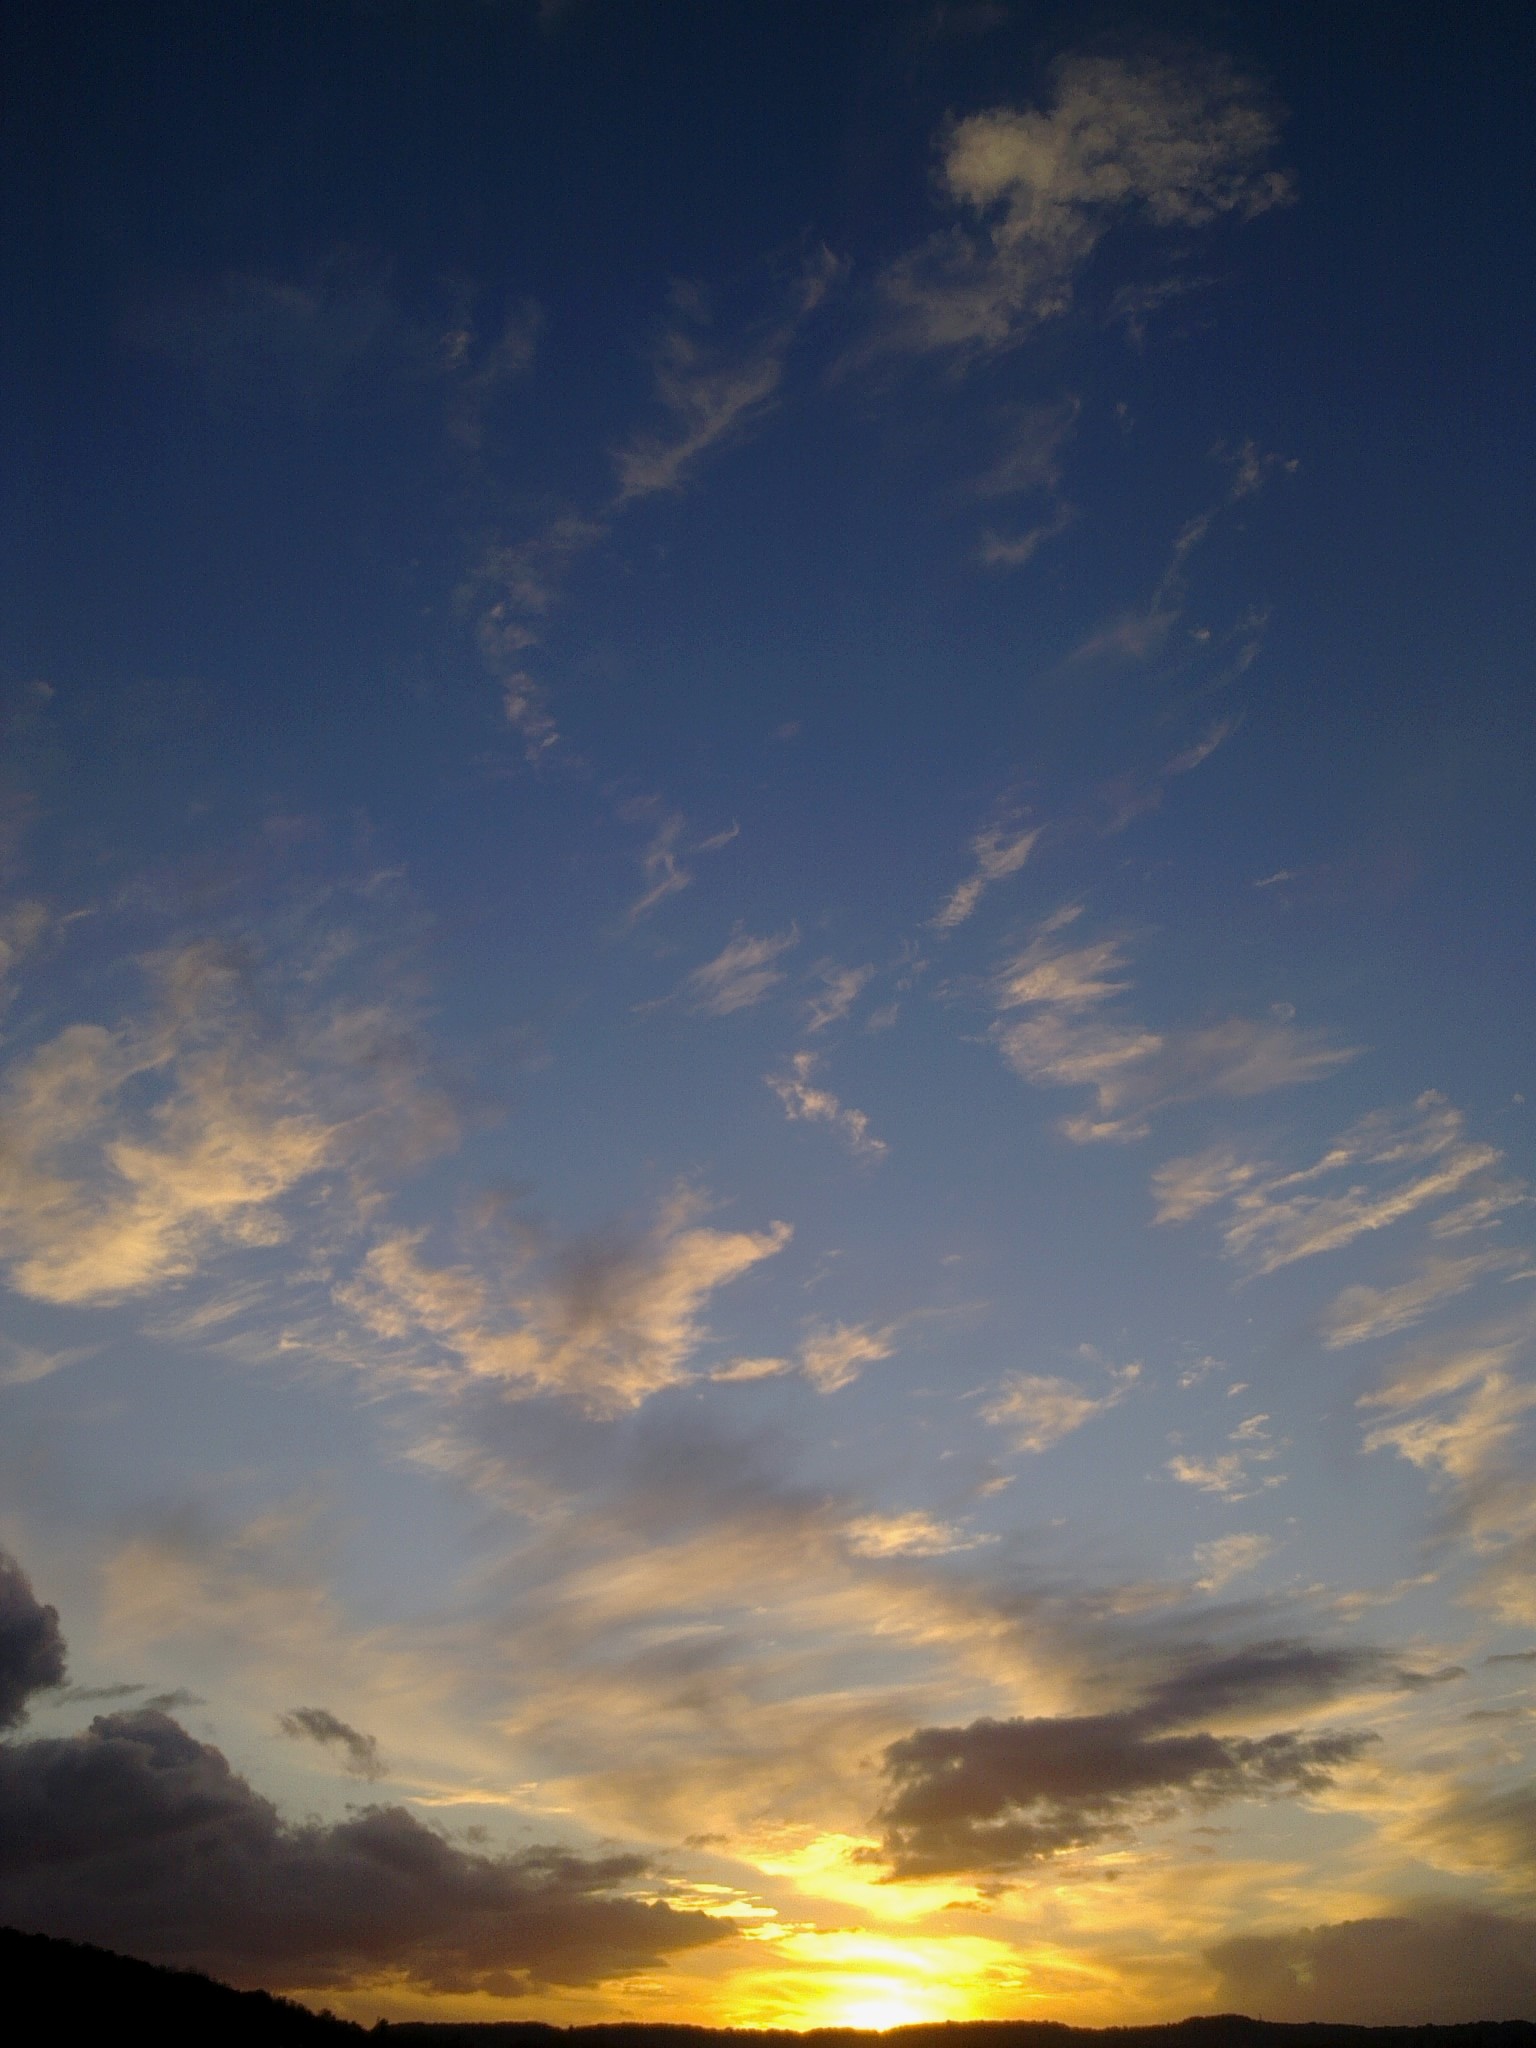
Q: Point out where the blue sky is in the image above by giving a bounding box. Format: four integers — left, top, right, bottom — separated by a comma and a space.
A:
2, 0, 1536, 2028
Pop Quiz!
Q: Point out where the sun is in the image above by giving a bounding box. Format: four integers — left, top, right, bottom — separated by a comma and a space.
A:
832, 1990, 936, 2032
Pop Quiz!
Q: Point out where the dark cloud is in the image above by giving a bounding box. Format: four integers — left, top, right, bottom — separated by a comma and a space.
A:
1487, 1649, 1536, 1664
1138, 1638, 1461, 1725
1208, 1907, 1536, 2023
0, 1552, 66, 1728
873, 1637, 1404, 1877
145, 1689, 206, 1713
0, 1709, 729, 1994
278, 1707, 385, 1782
876, 1712, 1369, 1877
0, 1550, 728, 1995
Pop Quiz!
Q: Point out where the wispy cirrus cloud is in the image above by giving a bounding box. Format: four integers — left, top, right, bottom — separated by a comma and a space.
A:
613, 253, 839, 504
1192, 1532, 1275, 1593
1155, 1093, 1523, 1275
620, 802, 738, 922
803, 960, 874, 1033
872, 54, 1289, 366
1319, 1250, 1527, 1349
675, 925, 799, 1016
1167, 1411, 1284, 1500
0, 933, 452, 1309
767, 1052, 887, 1161
712, 1318, 900, 1394
990, 905, 1353, 1142
338, 1189, 792, 1414
933, 821, 1042, 930
982, 1353, 1139, 1453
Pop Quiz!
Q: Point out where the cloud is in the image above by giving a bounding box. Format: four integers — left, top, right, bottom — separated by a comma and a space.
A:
1167, 1413, 1284, 1501
842, 1512, 992, 1560
874, 1634, 1451, 1876
968, 396, 1080, 499
613, 254, 839, 503
1319, 1250, 1523, 1349
127, 261, 538, 427
766, 1053, 887, 1160
932, 823, 1042, 930
799, 1321, 899, 1394
712, 1319, 900, 1393
0, 1553, 66, 1729
1359, 1326, 1536, 1486
1156, 1092, 1520, 1274
339, 1190, 792, 1412
678, 926, 798, 1015
991, 907, 1352, 1141
0, 1626, 726, 1998
1150, 1146, 1260, 1225
1192, 1532, 1274, 1593
626, 808, 692, 920
0, 1338, 96, 1389
874, 54, 1289, 363
1208, 1907, 1536, 2023
0, 900, 46, 1008
1357, 1314, 1536, 1622
804, 962, 874, 1033
1098, 715, 1241, 832
278, 1707, 386, 1782
0, 936, 453, 1308
501, 674, 561, 759
981, 1359, 1138, 1453
978, 505, 1074, 568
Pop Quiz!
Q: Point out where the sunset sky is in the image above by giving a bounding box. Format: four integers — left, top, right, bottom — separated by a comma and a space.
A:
3, 1, 1536, 2029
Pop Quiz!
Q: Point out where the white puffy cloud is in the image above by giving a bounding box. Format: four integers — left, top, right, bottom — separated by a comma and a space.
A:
876, 54, 1289, 363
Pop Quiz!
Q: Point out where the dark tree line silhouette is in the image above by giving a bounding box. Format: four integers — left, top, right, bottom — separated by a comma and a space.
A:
6, 1925, 1536, 2048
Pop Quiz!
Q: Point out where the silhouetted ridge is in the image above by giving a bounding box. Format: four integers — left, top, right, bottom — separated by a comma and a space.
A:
377, 2025, 1536, 2047
0, 1925, 361, 2040
5, 1929, 1534, 2044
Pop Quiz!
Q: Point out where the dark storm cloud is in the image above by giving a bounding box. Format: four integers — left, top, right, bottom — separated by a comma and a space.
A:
872, 1636, 1425, 1877
1208, 1907, 1536, 2023
0, 1552, 727, 1995
278, 1706, 385, 1781
0, 1709, 729, 1993
0, 1552, 66, 1727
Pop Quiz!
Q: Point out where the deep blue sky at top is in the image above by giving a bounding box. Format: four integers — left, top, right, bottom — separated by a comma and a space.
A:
4, 0, 1534, 1098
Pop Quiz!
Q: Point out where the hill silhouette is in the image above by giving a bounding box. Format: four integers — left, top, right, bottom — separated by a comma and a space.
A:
0, 1925, 361, 2041
4, 1926, 1534, 2047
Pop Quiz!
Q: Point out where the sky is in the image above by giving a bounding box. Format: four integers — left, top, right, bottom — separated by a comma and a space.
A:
2, 0, 1536, 2029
